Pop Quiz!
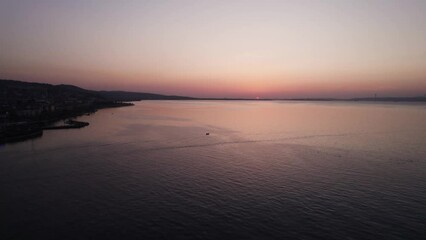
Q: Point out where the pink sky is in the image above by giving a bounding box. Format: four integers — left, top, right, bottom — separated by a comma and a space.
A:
1, 0, 425, 98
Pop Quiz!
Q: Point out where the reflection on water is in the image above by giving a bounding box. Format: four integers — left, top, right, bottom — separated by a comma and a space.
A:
1, 101, 426, 239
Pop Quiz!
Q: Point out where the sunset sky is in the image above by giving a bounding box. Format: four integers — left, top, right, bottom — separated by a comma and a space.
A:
1, 0, 425, 98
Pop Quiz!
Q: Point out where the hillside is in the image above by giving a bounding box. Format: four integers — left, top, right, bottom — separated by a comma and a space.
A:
0, 79, 193, 102
98, 91, 193, 101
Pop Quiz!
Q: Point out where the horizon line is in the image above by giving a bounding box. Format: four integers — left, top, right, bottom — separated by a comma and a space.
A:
1, 78, 425, 101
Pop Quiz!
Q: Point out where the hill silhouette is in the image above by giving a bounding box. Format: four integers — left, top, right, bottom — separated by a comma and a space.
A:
0, 79, 194, 101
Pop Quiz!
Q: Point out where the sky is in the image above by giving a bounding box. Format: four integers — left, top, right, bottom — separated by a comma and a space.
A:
1, 0, 425, 98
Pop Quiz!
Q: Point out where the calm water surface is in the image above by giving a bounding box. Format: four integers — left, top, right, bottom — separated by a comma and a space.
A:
1, 101, 426, 239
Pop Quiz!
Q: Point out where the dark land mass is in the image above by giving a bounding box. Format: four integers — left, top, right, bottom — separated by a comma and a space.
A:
349, 97, 426, 102
197, 97, 426, 102
281, 97, 426, 102
0, 79, 128, 143
0, 79, 135, 120
0, 79, 193, 143
98, 91, 194, 101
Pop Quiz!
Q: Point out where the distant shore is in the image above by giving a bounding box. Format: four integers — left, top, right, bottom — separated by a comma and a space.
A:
192, 97, 426, 102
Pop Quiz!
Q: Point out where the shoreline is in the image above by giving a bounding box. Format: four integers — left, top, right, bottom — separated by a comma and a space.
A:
43, 120, 90, 130
0, 102, 133, 144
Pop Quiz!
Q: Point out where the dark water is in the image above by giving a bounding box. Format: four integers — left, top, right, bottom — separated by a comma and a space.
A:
1, 101, 426, 239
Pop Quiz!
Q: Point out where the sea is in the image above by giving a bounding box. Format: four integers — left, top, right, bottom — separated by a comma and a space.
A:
1, 100, 426, 239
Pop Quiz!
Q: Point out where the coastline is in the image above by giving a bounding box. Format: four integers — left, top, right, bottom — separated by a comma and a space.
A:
0, 102, 133, 144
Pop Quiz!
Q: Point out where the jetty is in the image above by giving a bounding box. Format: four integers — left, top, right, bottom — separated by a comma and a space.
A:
43, 120, 89, 130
